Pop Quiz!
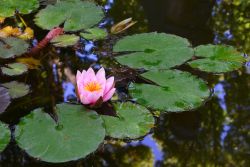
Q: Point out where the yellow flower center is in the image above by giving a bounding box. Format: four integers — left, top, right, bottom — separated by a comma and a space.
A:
84, 81, 102, 92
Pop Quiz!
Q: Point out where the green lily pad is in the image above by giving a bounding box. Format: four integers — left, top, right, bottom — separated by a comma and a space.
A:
51, 34, 79, 47
15, 103, 105, 163
2, 81, 30, 99
35, 0, 104, 31
188, 45, 245, 73
113, 32, 194, 70
101, 102, 154, 139
80, 27, 107, 40
129, 70, 210, 112
0, 37, 29, 59
0, 121, 10, 152
0, 86, 11, 113
1, 63, 28, 76
0, 0, 39, 17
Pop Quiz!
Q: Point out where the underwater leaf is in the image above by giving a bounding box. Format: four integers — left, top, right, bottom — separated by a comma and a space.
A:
16, 57, 41, 69
0, 86, 11, 113
113, 32, 193, 70
35, 0, 104, 31
80, 27, 107, 40
188, 45, 245, 73
2, 81, 30, 99
0, 37, 29, 59
101, 102, 154, 139
129, 70, 210, 112
15, 103, 105, 163
0, 0, 39, 17
1, 63, 28, 76
0, 121, 10, 152
51, 34, 79, 47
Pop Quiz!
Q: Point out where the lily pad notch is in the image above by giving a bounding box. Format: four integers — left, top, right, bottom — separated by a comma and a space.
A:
15, 103, 105, 163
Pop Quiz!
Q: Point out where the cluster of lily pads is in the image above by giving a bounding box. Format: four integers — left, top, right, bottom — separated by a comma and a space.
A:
0, 0, 246, 163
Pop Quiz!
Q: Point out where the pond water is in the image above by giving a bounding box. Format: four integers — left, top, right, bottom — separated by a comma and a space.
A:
0, 0, 249, 166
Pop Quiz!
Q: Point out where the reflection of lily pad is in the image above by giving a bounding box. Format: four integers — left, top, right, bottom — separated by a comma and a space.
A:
35, 0, 104, 31
101, 102, 154, 139
129, 70, 210, 112
1, 63, 28, 76
80, 28, 107, 40
0, 86, 11, 113
0, 37, 29, 59
0, 121, 10, 152
189, 45, 245, 73
2, 81, 30, 99
51, 34, 79, 47
15, 103, 105, 163
114, 32, 193, 70
0, 0, 39, 17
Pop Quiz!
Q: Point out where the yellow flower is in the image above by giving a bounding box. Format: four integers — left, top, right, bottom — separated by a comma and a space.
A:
18, 27, 34, 40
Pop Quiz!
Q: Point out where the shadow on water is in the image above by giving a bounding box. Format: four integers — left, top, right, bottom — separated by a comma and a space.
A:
0, 0, 249, 166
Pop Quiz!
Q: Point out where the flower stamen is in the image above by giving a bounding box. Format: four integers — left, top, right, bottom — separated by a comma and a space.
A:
84, 81, 101, 92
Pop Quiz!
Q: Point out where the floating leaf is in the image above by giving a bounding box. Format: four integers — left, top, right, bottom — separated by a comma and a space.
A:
80, 27, 107, 40
2, 81, 30, 99
0, 86, 11, 113
129, 70, 210, 112
35, 0, 104, 31
51, 34, 79, 47
15, 103, 105, 163
0, 121, 10, 152
114, 32, 193, 70
101, 102, 154, 139
0, 0, 39, 17
1, 63, 28, 76
0, 37, 29, 59
188, 45, 245, 73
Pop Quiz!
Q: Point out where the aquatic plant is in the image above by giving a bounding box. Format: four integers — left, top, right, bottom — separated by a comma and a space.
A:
76, 67, 116, 106
0, 0, 247, 164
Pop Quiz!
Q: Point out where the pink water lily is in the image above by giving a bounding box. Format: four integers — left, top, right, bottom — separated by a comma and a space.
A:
76, 67, 116, 105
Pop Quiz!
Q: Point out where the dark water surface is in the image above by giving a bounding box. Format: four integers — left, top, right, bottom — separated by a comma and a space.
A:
0, 0, 249, 166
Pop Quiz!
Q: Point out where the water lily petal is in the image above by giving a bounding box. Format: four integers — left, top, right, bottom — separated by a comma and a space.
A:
76, 70, 82, 82
96, 67, 106, 89
104, 77, 114, 94
80, 94, 90, 104
87, 91, 103, 104
103, 88, 116, 102
84, 68, 96, 84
